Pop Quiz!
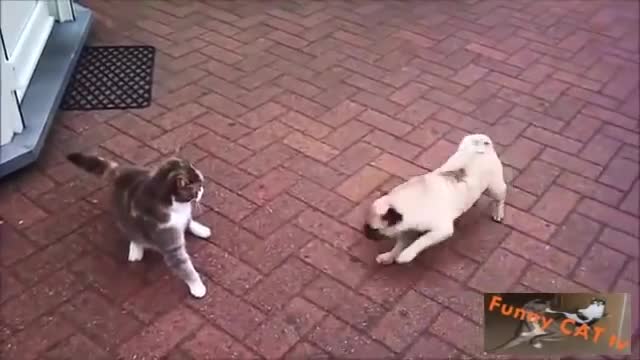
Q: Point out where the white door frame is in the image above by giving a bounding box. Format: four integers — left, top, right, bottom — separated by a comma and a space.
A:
0, 0, 75, 146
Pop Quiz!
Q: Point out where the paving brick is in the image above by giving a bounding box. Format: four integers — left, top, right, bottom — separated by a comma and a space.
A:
502, 231, 577, 275
620, 180, 639, 216
531, 185, 581, 224
118, 306, 202, 359
503, 205, 557, 241
370, 153, 425, 180
196, 111, 253, 141
521, 265, 590, 292
284, 155, 347, 188
322, 120, 372, 150
279, 111, 332, 139
240, 167, 300, 206
238, 142, 298, 176
237, 121, 292, 151
307, 315, 393, 359
0, 226, 37, 267
246, 297, 325, 358
299, 240, 369, 288
197, 156, 256, 191
598, 227, 639, 258
192, 243, 262, 296
181, 324, 256, 359
193, 132, 252, 164
450, 219, 512, 262
580, 133, 623, 165
329, 142, 382, 174
513, 160, 562, 196
468, 248, 528, 292
430, 310, 483, 356
573, 243, 627, 291
0, 192, 47, 229
336, 166, 390, 202
414, 139, 457, 171
1, 270, 84, 329
556, 172, 624, 206
358, 109, 413, 137
599, 157, 639, 191
404, 335, 462, 360
284, 341, 329, 359
43, 333, 110, 360
577, 198, 639, 237
415, 271, 484, 324
551, 213, 603, 256
188, 282, 265, 339
283, 131, 339, 162
371, 290, 442, 352
2, 314, 75, 360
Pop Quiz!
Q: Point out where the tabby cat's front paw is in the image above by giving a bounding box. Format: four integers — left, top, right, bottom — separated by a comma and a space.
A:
188, 220, 211, 239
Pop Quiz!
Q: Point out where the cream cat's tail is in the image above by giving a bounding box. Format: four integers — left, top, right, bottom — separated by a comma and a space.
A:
66, 152, 118, 178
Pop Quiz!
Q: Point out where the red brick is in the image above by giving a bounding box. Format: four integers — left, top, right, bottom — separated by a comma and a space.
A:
533, 78, 571, 102
283, 131, 339, 162
155, 103, 207, 130
418, 72, 466, 95
149, 123, 208, 154
600, 157, 639, 191
371, 290, 442, 352
298, 240, 369, 288
577, 198, 639, 237
118, 306, 203, 359
601, 124, 640, 146
510, 106, 564, 131
598, 227, 639, 258
43, 333, 110, 360
284, 155, 347, 188
504, 205, 557, 241
460, 79, 502, 105
358, 109, 413, 137
238, 142, 297, 176
289, 179, 353, 216
450, 219, 512, 262
337, 166, 390, 202
389, 82, 430, 106
540, 147, 603, 179
276, 92, 328, 119
2, 314, 75, 360
523, 126, 583, 154
322, 120, 372, 150
307, 315, 393, 359
194, 132, 252, 164
502, 231, 577, 275
551, 213, 602, 256
303, 275, 384, 331
352, 91, 404, 117
109, 112, 165, 141
0, 193, 47, 229
329, 142, 382, 174
546, 94, 586, 122
344, 74, 394, 96
238, 101, 288, 129
237, 121, 292, 151
187, 282, 265, 339
1, 270, 84, 329
279, 111, 332, 139
300, 204, 363, 247
620, 180, 639, 216
192, 243, 261, 296
404, 335, 461, 360
197, 156, 255, 191
25, 200, 101, 246
195, 111, 252, 141
284, 342, 329, 359
521, 265, 590, 292
573, 243, 627, 291
246, 297, 325, 358
556, 172, 624, 206
0, 226, 37, 267
240, 167, 300, 205
415, 271, 484, 324
201, 185, 257, 221
358, 262, 426, 307
531, 185, 581, 224
12, 233, 86, 286
123, 275, 188, 324
484, 116, 528, 146
580, 133, 623, 165
363, 130, 422, 161
276, 75, 322, 98
371, 153, 425, 180
181, 324, 256, 360
60, 290, 142, 348
414, 139, 457, 171
396, 98, 440, 125
513, 160, 561, 196
582, 105, 638, 132
430, 310, 483, 356
468, 248, 527, 292
450, 63, 489, 86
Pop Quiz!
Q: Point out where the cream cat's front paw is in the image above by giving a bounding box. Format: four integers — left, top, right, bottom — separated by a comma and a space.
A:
188, 280, 207, 298
188, 220, 211, 239
128, 242, 144, 262
395, 249, 417, 264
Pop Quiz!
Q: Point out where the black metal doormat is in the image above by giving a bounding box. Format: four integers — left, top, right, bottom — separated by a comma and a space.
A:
60, 45, 155, 111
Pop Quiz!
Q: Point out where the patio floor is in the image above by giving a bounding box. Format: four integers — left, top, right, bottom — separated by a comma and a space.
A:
1, 0, 639, 359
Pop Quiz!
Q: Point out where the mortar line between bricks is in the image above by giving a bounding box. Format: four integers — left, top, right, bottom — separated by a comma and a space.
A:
565, 224, 608, 282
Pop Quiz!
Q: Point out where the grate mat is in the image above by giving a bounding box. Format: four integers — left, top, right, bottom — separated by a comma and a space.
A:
60, 45, 155, 111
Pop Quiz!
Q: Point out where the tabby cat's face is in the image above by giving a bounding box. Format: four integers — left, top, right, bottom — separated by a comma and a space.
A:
159, 159, 205, 203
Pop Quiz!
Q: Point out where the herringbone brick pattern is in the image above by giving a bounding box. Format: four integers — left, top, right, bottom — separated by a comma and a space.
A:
1, 0, 638, 358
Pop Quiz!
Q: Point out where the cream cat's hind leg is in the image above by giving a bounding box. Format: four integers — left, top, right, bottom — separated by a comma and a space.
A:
188, 220, 211, 239
128, 242, 145, 262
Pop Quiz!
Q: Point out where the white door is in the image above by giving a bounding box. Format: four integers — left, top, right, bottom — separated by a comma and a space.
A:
0, 0, 55, 146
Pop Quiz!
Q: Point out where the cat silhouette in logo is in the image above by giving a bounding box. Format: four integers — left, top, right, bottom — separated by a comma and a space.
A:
545, 298, 608, 327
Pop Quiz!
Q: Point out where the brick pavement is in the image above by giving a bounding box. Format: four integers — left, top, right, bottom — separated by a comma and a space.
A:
1, 0, 639, 358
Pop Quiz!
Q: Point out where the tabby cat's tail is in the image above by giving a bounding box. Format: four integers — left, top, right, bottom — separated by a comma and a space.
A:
66, 152, 118, 178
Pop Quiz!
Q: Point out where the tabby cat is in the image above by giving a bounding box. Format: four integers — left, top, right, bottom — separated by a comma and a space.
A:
67, 152, 211, 298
